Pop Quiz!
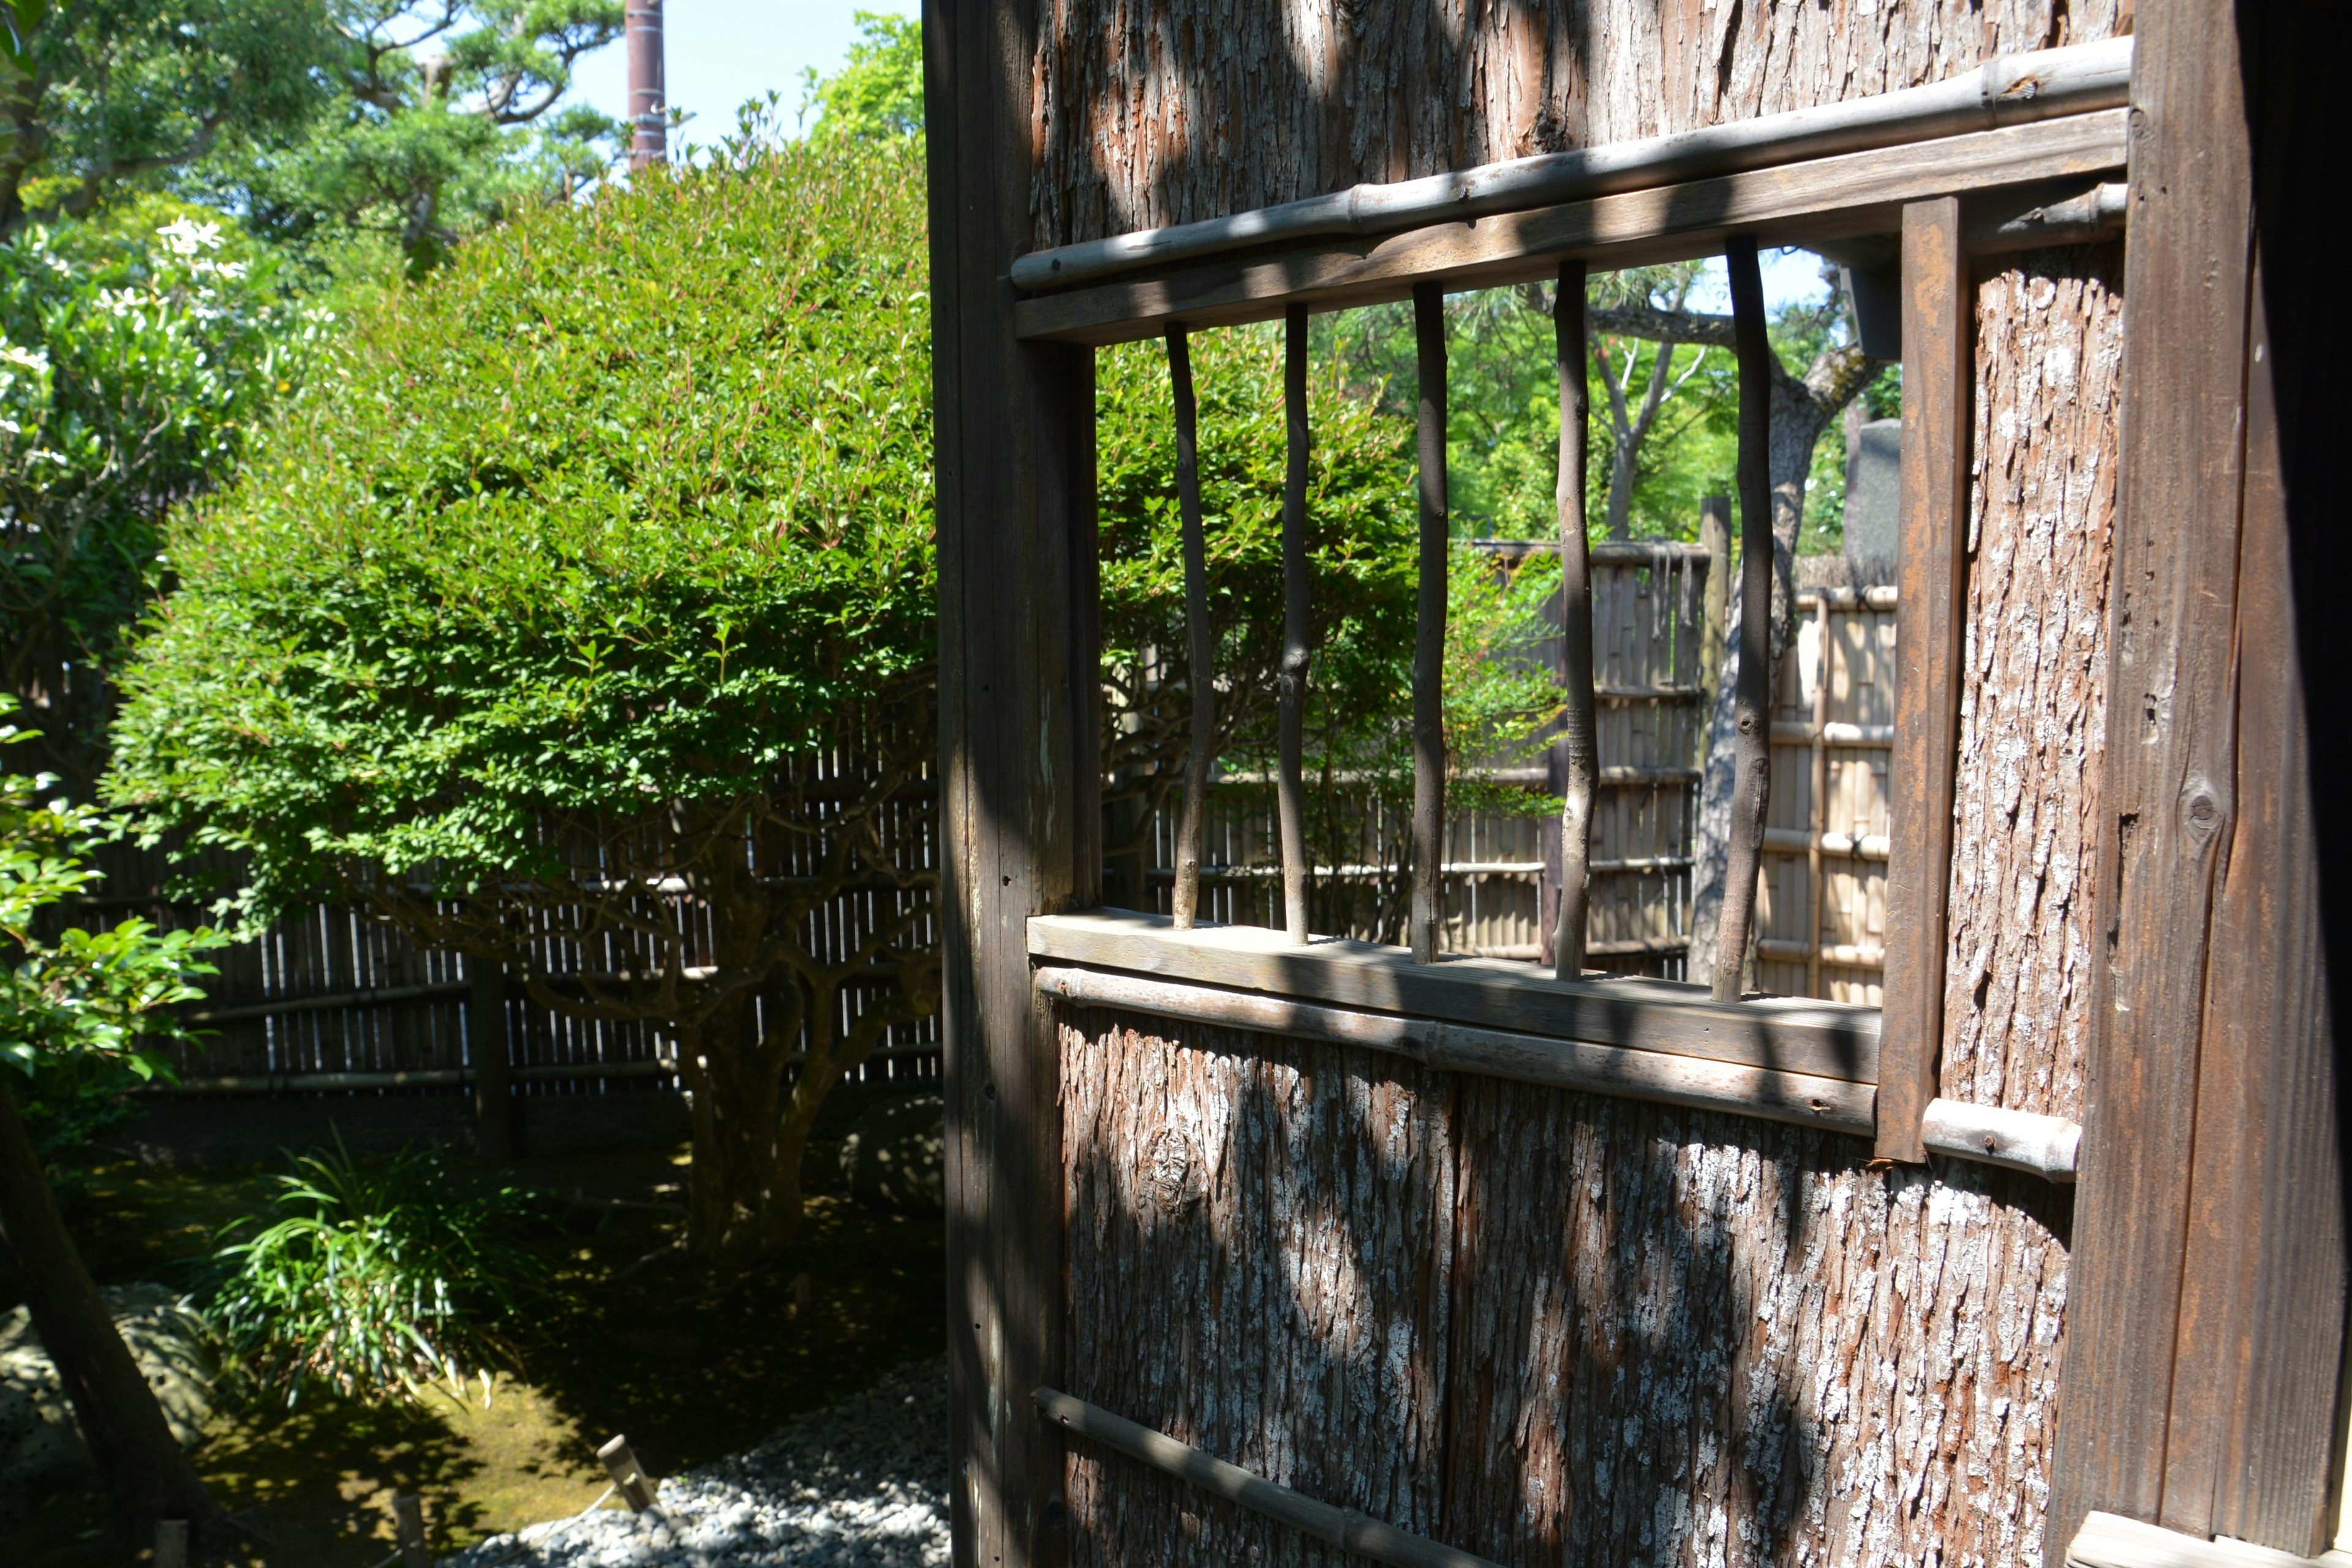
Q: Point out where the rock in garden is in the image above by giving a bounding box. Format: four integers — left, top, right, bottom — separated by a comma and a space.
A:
0, 1283, 216, 1513
837, 1095, 943, 1218
441, 1357, 948, 1567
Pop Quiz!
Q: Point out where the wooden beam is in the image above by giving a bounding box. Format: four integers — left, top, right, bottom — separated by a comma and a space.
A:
1165, 326, 1213, 930
1275, 303, 1311, 945
1014, 111, 2127, 346
2051, 0, 2258, 1546
1409, 284, 1447, 965
1876, 196, 1969, 1165
1714, 236, 1774, 1003
930, 3, 1091, 1565
1552, 258, 1596, 981
1028, 910, 1879, 1084
1037, 964, 1874, 1135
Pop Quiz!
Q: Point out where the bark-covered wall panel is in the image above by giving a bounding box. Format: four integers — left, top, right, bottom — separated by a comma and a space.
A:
1061, 1012, 2071, 1567
1938, 247, 2124, 1119
1061, 1011, 1457, 1567
1031, 0, 2127, 247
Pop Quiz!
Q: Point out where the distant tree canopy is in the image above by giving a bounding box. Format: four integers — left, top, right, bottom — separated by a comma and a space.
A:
799, 10, 921, 145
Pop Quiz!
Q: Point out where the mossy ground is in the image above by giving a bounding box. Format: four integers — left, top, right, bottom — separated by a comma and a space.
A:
8, 1120, 946, 1567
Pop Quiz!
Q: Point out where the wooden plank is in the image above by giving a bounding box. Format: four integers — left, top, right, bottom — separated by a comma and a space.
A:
2066, 1510, 2343, 1568
1016, 111, 2128, 345
2049, 0, 2258, 1545
1036, 965, 1875, 1135
1164, 327, 1213, 930
1275, 303, 1310, 944
930, 3, 1089, 1564
2162, 260, 2344, 1546
1028, 910, 1879, 1084
1875, 197, 1969, 1165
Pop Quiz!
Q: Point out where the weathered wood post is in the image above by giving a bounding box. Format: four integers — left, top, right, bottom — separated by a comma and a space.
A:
1165, 326, 1215, 930
1409, 283, 1448, 964
1276, 303, 1313, 944
1712, 237, 1774, 1002
1551, 260, 1597, 980
930, 6, 1096, 1565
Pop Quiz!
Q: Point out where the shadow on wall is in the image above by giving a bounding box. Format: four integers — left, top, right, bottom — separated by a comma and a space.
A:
1055, 1008, 2073, 1566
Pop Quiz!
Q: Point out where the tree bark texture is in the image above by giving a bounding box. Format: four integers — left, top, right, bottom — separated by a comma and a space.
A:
1059, 1012, 2073, 1567
1937, 249, 2121, 1119
1028, 1, 2127, 249
0, 1080, 222, 1547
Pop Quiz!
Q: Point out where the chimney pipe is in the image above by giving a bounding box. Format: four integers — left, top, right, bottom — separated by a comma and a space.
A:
626, 0, 665, 169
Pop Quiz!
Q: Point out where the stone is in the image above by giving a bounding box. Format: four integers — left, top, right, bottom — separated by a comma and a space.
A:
837, 1094, 944, 1218
1844, 415, 1902, 582
0, 1283, 216, 1513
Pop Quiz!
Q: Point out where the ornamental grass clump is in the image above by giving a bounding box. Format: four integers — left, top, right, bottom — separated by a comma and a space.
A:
109, 136, 939, 1269
210, 1137, 539, 1406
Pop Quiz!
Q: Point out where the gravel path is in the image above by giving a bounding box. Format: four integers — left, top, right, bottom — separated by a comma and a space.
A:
442, 1360, 948, 1568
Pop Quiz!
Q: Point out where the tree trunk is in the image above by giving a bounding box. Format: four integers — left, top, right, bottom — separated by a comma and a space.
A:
1689, 360, 1879, 989
0, 1079, 223, 1548
680, 992, 803, 1270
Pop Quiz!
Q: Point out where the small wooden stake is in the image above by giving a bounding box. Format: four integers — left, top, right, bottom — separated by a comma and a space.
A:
1276, 302, 1314, 945
153, 1519, 189, 1568
393, 1494, 429, 1568
598, 1433, 658, 1512
1165, 323, 1216, 930
1714, 236, 1776, 1003
1410, 282, 1449, 964
1552, 258, 1597, 981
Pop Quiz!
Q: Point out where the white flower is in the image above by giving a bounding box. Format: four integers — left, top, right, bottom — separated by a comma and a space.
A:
0, 342, 49, 374
156, 216, 225, 256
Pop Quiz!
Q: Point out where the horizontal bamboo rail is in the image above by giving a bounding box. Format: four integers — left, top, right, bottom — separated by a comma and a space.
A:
146, 1042, 945, 1096
1038, 965, 2081, 1180
1038, 963, 1874, 1134
1035, 1387, 1502, 1568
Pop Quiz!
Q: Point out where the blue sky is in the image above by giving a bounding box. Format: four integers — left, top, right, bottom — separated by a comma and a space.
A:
567, 2, 1831, 311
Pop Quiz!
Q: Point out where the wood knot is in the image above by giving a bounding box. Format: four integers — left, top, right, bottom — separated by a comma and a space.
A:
2180, 778, 2225, 848
1142, 1127, 1205, 1214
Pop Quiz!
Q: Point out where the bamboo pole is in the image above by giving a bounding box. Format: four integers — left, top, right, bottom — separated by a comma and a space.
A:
1165, 325, 1216, 930
1714, 237, 1775, 1003
1410, 284, 1449, 963
1276, 303, 1313, 944
1552, 260, 1597, 979
1806, 598, 1832, 998
1036, 1387, 1506, 1568
470, 956, 513, 1163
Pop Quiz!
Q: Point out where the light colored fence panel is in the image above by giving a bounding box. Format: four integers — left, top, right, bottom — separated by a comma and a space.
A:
1755, 587, 1896, 1005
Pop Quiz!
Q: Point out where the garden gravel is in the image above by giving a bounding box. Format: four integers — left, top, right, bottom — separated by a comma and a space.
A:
442, 1359, 948, 1568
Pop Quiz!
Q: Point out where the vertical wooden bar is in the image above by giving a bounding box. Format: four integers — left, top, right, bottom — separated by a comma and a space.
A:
1712, 236, 1773, 1003
1805, 597, 1830, 999
1276, 304, 1313, 944
1697, 494, 1731, 707
469, 954, 511, 1163
1165, 326, 1214, 930
2051, 0, 2255, 1545
1410, 283, 1448, 964
1552, 260, 1597, 981
1875, 196, 1967, 1164
929, 4, 1086, 1566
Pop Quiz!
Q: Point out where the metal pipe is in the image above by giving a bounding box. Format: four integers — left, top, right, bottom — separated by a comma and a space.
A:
1009, 38, 2132, 292
1166, 325, 1216, 930
1409, 285, 1448, 964
1036, 1387, 1503, 1568
625, 0, 665, 170
1276, 303, 1313, 945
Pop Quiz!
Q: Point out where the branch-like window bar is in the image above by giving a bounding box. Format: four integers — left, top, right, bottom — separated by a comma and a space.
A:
1056, 39, 2129, 1178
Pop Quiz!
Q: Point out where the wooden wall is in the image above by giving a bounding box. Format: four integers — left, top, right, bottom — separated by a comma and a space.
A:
1061, 1008, 2072, 1567
1029, 0, 2129, 250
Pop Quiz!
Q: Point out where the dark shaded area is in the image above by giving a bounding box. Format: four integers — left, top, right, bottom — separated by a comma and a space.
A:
2244, 0, 2352, 1313
8, 1085, 948, 1567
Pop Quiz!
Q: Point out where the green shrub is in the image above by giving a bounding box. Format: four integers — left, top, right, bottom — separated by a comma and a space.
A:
110, 136, 938, 1269
209, 1137, 539, 1406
